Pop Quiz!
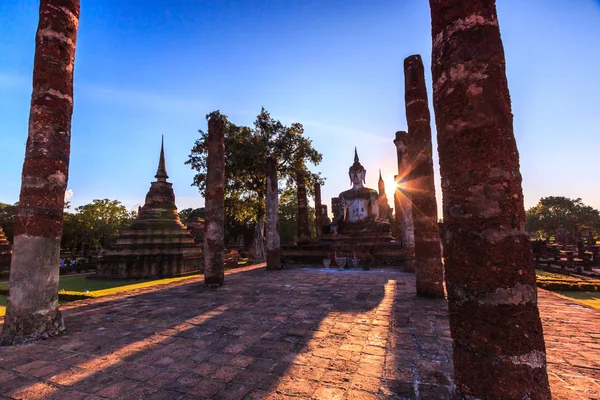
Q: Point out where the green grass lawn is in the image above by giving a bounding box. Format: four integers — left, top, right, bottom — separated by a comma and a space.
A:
0, 295, 6, 317
0, 274, 202, 316
0, 275, 203, 293
553, 291, 600, 310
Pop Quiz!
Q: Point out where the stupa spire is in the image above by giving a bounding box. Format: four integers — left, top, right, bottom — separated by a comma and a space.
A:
378, 169, 385, 195
155, 135, 168, 182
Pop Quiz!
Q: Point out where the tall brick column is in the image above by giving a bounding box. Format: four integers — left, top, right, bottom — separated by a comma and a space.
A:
265, 156, 281, 270
1, 0, 80, 345
204, 114, 226, 286
297, 170, 310, 244
393, 131, 416, 272
429, 1, 551, 397
314, 182, 323, 240
404, 55, 444, 297
331, 198, 340, 221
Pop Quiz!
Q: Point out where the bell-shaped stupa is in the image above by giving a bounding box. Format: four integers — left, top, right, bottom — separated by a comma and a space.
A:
96, 137, 203, 278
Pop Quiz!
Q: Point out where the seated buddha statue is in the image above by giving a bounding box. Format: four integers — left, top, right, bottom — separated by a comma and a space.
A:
330, 149, 392, 234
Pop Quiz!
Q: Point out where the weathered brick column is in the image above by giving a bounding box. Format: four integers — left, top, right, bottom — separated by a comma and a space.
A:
204, 114, 226, 286
0, 0, 80, 345
297, 170, 310, 244
331, 197, 340, 221
404, 55, 444, 297
314, 182, 323, 240
393, 131, 415, 272
265, 156, 281, 270
429, 1, 551, 397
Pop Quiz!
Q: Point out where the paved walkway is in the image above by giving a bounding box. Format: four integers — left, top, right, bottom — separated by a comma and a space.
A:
0, 266, 598, 399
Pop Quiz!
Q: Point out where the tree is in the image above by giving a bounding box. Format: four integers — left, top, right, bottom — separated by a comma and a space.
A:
526, 196, 600, 238
179, 207, 205, 222
61, 199, 135, 257
0, 202, 18, 243
1, 0, 80, 345
186, 108, 323, 255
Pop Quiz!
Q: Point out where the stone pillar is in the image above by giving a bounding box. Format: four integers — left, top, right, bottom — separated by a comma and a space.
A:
314, 182, 323, 240
204, 114, 226, 286
429, 1, 551, 397
393, 131, 416, 272
331, 197, 340, 221
404, 55, 444, 297
265, 156, 281, 270
0, 0, 80, 346
297, 170, 310, 244
321, 205, 329, 225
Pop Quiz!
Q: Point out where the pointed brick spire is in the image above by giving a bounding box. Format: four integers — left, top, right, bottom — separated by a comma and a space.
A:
155, 135, 168, 182
378, 169, 385, 195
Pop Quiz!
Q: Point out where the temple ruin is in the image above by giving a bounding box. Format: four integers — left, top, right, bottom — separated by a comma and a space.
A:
96, 138, 203, 279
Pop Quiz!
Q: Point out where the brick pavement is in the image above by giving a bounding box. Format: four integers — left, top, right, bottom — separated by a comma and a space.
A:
539, 290, 600, 400
0, 265, 598, 399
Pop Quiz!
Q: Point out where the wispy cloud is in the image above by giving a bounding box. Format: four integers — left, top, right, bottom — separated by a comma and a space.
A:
278, 115, 390, 143
0, 71, 211, 115
78, 82, 209, 115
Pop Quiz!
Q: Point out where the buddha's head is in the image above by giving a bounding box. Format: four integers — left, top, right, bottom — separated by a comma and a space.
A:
348, 148, 366, 187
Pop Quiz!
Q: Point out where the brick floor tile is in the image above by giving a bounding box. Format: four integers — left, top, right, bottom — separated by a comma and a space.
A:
192, 362, 220, 377
90, 378, 138, 398
312, 385, 346, 399
13, 360, 67, 378
276, 377, 316, 397
146, 389, 184, 400
213, 383, 251, 400
1, 267, 598, 399
189, 378, 227, 398
211, 366, 242, 382
165, 373, 204, 393
228, 355, 254, 368
5, 381, 57, 400
350, 373, 381, 393
247, 358, 277, 373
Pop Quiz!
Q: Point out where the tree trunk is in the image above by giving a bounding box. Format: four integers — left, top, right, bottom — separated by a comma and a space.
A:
265, 157, 280, 270
1, 0, 80, 346
404, 55, 444, 297
428, 1, 551, 397
203, 115, 226, 286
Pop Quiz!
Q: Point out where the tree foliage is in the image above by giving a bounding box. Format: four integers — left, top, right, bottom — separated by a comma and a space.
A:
61, 199, 135, 256
186, 108, 324, 225
278, 187, 316, 244
0, 202, 18, 243
526, 196, 600, 238
179, 207, 205, 222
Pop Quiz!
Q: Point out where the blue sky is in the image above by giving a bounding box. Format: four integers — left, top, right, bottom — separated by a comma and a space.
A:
1, 0, 599, 217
